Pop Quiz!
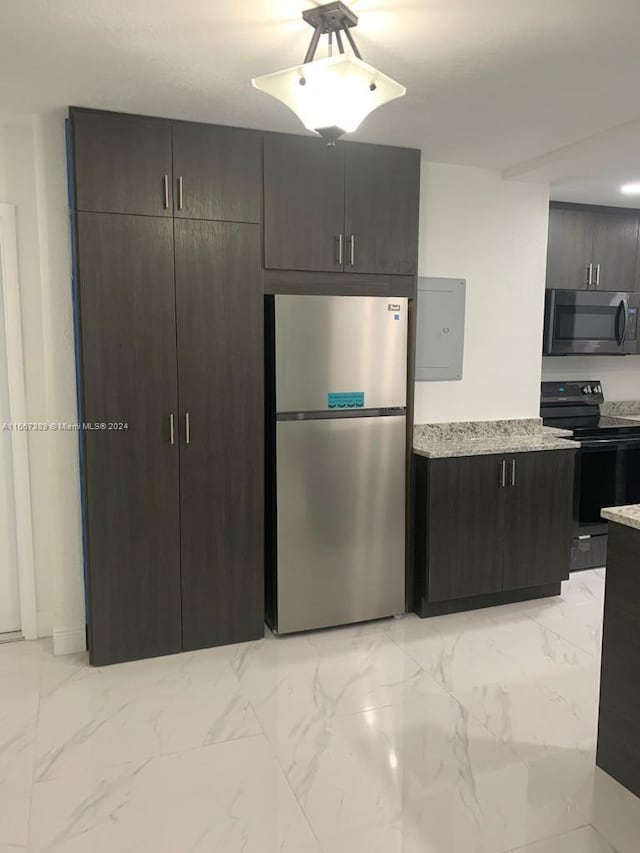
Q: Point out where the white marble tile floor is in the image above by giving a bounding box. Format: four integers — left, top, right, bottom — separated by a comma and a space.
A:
1, 568, 639, 852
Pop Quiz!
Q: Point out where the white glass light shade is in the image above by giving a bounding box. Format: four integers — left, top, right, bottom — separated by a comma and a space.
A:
252, 54, 405, 136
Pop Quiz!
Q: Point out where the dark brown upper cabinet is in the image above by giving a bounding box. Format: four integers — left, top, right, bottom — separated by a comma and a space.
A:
546, 202, 640, 292
172, 124, 262, 223
71, 110, 174, 217
263, 133, 420, 276
344, 144, 420, 276
263, 134, 345, 273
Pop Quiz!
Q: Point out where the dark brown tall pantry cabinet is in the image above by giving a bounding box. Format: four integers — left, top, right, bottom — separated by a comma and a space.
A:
70, 108, 264, 665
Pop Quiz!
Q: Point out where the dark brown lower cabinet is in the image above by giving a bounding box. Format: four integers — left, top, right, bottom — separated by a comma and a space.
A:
76, 213, 264, 665
77, 213, 182, 665
413, 449, 574, 616
425, 456, 504, 601
174, 220, 264, 651
502, 451, 574, 590
596, 522, 640, 797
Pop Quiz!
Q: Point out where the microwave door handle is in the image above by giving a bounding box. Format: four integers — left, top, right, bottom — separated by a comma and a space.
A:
616, 299, 627, 347
615, 300, 625, 346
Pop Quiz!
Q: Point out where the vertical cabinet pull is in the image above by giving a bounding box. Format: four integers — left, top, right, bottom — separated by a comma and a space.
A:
510, 459, 516, 487
586, 263, 593, 288
336, 234, 343, 266
169, 413, 175, 445
349, 234, 355, 266
177, 176, 184, 211
162, 175, 169, 209
594, 263, 601, 288
185, 412, 190, 445
499, 460, 507, 488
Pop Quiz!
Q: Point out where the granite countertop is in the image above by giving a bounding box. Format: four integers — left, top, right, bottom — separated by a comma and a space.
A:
602, 504, 640, 531
601, 400, 640, 422
413, 418, 577, 459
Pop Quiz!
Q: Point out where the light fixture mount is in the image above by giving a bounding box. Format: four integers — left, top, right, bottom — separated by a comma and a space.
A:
301, 2, 360, 65
251, 2, 406, 146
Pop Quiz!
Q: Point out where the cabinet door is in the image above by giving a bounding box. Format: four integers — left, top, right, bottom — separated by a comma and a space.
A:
172, 123, 262, 223
174, 220, 264, 651
502, 451, 574, 590
71, 110, 173, 216
427, 456, 505, 602
546, 206, 594, 289
591, 212, 639, 291
344, 144, 420, 275
263, 134, 345, 272
77, 213, 181, 665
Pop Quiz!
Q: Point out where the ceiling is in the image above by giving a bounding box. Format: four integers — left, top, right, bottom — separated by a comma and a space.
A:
2, 0, 640, 203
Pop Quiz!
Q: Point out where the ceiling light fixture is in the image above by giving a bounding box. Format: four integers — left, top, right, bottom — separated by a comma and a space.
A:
251, 1, 406, 146
621, 182, 640, 195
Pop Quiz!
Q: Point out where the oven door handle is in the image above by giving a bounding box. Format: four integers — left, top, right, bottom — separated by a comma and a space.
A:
579, 437, 640, 448
615, 299, 628, 347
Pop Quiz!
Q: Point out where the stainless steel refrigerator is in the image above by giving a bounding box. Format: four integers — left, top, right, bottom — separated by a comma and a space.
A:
266, 294, 408, 634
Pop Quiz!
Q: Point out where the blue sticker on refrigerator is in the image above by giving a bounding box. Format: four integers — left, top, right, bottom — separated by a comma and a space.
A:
327, 392, 365, 409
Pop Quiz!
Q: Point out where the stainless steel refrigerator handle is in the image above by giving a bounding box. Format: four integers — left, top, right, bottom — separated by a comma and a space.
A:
349, 234, 355, 266
586, 263, 593, 288
594, 263, 601, 288
510, 459, 516, 487
162, 175, 169, 209
178, 176, 183, 211
185, 412, 190, 445
499, 460, 507, 488
169, 413, 175, 445
336, 234, 343, 265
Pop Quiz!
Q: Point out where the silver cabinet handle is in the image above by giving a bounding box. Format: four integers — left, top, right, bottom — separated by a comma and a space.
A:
177, 176, 183, 211
499, 460, 507, 488
336, 234, 343, 265
185, 412, 190, 445
510, 459, 516, 487
163, 175, 169, 209
349, 234, 355, 266
594, 263, 601, 288
169, 413, 175, 445
586, 263, 593, 288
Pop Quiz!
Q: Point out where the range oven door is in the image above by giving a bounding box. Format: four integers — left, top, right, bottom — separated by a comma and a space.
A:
544, 289, 640, 356
575, 438, 640, 538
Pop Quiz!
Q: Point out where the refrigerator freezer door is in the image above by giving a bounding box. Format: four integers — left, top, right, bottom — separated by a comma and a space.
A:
275, 415, 406, 633
275, 295, 408, 413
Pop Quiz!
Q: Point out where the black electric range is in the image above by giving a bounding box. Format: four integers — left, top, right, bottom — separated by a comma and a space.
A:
541, 381, 640, 570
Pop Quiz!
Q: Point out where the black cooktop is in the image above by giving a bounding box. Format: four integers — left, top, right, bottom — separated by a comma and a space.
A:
566, 416, 640, 440
544, 416, 640, 440
541, 380, 640, 440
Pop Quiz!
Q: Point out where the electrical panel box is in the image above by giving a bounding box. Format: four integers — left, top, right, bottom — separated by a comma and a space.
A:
415, 277, 466, 381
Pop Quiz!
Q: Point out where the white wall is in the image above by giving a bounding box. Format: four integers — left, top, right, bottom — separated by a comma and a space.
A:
542, 356, 640, 401
415, 162, 550, 424
0, 214, 20, 633
0, 114, 85, 651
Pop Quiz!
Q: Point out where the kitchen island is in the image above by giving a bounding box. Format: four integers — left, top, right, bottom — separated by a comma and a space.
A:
597, 505, 640, 797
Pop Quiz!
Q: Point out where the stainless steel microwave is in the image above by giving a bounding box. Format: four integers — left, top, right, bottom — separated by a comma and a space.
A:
543, 289, 640, 356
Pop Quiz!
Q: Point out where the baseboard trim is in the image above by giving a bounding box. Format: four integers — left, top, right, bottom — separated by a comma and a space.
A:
52, 625, 87, 655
